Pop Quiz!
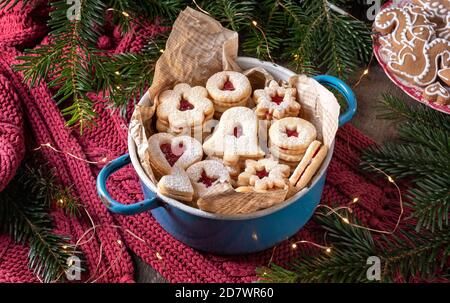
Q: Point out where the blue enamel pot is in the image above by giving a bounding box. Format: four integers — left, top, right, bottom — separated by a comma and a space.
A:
96, 57, 357, 255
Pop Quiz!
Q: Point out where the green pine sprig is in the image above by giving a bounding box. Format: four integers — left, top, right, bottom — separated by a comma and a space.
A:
258, 210, 450, 282
0, 162, 83, 283
361, 94, 450, 232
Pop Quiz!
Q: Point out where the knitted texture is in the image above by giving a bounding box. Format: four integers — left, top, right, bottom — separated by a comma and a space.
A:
0, 3, 421, 283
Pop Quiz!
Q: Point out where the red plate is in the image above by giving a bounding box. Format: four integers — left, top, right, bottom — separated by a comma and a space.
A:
373, 0, 450, 114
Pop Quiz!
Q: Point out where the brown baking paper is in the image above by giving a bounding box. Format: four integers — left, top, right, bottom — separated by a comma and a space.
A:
129, 7, 340, 216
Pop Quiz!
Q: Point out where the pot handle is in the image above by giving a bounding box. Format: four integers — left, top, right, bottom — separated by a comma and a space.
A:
313, 75, 357, 127
96, 153, 159, 215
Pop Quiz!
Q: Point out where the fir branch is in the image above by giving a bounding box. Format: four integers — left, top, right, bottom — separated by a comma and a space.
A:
202, 0, 256, 31
258, 211, 450, 282
376, 93, 450, 131
362, 94, 450, 232
0, 164, 83, 283
94, 34, 168, 108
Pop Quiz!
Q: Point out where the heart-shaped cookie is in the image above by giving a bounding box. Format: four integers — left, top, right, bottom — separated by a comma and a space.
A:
157, 167, 194, 203
148, 133, 203, 176
186, 160, 232, 198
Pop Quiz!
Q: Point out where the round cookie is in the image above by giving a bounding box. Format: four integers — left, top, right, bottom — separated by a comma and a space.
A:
270, 145, 305, 162
269, 117, 317, 152
206, 71, 252, 104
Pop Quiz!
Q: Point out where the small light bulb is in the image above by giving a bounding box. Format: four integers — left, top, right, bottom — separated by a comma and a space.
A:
122, 11, 130, 17
116, 86, 121, 90
326, 248, 331, 253
363, 69, 369, 75
252, 20, 258, 26
62, 245, 68, 250
291, 243, 297, 249
115, 71, 120, 75
159, 49, 164, 53
58, 199, 64, 205
388, 176, 394, 183
117, 240, 122, 245
100, 157, 108, 163
156, 252, 163, 260
352, 197, 359, 203
342, 217, 350, 224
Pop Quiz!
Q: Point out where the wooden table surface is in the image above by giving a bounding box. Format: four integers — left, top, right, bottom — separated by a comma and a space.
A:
133, 65, 417, 283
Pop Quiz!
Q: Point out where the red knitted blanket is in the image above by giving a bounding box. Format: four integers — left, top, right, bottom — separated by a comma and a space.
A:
0, 3, 405, 283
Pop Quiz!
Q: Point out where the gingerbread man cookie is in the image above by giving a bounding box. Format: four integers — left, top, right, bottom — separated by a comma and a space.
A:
237, 158, 290, 191
148, 133, 203, 177
253, 80, 300, 120
203, 107, 265, 166
157, 83, 214, 133
186, 160, 232, 198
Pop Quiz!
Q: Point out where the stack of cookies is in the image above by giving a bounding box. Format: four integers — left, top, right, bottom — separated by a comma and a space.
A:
156, 83, 214, 137
268, 117, 317, 171
206, 71, 252, 119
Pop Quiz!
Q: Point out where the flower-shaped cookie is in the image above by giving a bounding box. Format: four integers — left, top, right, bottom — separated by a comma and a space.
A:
253, 81, 300, 120
157, 83, 214, 132
237, 158, 290, 191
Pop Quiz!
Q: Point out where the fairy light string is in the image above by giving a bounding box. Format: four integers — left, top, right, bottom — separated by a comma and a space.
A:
33, 142, 109, 165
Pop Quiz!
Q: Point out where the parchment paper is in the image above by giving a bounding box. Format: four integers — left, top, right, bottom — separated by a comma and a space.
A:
129, 7, 340, 215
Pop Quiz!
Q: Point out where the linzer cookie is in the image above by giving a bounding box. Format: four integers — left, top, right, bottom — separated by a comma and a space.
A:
157, 167, 194, 203
148, 133, 203, 177
268, 117, 316, 168
156, 83, 214, 134
203, 106, 265, 166
253, 80, 300, 120
237, 158, 290, 191
289, 141, 328, 191
186, 160, 232, 198
206, 71, 252, 118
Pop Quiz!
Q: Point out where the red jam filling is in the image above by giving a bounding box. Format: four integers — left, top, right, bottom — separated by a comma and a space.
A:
160, 143, 184, 166
271, 95, 284, 105
198, 169, 217, 188
222, 80, 235, 91
179, 98, 194, 111
233, 126, 243, 138
285, 129, 299, 137
256, 168, 269, 179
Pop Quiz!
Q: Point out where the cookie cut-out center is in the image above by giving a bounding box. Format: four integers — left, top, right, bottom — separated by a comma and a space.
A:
233, 125, 243, 138
256, 168, 269, 179
222, 80, 235, 91
160, 143, 184, 166
271, 95, 284, 105
179, 98, 194, 111
198, 169, 218, 188
285, 128, 299, 137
